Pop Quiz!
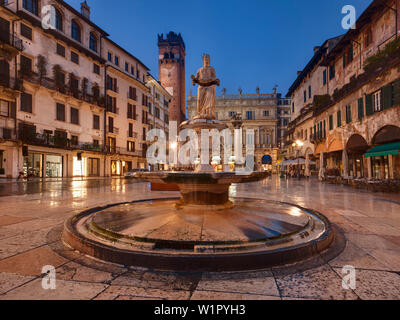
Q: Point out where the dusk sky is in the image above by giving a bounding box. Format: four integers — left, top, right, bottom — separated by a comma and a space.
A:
68, 0, 371, 97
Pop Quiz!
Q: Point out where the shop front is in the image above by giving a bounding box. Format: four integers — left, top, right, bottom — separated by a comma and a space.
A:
346, 134, 369, 178
23, 152, 63, 178
88, 157, 100, 177
111, 160, 122, 176
365, 142, 400, 179
365, 125, 400, 180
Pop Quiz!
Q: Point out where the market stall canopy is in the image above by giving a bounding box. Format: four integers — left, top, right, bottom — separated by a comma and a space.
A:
364, 142, 400, 158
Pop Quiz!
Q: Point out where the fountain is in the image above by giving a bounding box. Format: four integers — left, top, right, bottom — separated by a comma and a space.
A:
62, 55, 335, 272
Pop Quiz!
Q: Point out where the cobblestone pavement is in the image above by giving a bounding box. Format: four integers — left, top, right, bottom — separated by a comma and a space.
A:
0, 176, 399, 300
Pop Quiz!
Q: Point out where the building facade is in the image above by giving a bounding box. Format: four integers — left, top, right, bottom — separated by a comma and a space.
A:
0, 0, 170, 179
285, 0, 400, 180
188, 89, 291, 171
146, 73, 172, 170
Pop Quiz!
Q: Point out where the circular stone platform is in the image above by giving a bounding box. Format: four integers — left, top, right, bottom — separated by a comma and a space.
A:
62, 197, 334, 272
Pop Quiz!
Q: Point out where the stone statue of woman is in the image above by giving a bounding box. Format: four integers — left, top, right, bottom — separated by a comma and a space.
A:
191, 54, 220, 120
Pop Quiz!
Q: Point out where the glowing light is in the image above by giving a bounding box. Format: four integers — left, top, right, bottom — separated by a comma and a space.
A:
289, 207, 302, 217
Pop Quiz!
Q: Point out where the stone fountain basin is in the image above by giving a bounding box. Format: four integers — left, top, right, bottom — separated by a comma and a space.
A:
62, 197, 334, 271
133, 171, 269, 185
134, 171, 270, 205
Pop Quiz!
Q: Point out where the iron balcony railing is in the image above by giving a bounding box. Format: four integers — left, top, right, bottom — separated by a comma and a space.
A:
106, 126, 119, 134
0, 127, 16, 140
0, 32, 24, 51
104, 146, 144, 157
0, 75, 23, 91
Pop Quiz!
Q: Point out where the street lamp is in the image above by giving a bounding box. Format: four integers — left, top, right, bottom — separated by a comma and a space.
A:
292, 140, 304, 179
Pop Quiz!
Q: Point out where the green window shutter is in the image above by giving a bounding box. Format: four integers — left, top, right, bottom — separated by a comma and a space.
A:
337, 110, 342, 127
365, 94, 373, 116
329, 115, 333, 130
346, 105, 352, 123
392, 79, 400, 106
382, 84, 393, 110
358, 97, 364, 120
10, 102, 16, 118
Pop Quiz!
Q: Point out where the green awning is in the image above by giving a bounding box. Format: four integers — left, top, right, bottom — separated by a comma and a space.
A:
365, 142, 400, 158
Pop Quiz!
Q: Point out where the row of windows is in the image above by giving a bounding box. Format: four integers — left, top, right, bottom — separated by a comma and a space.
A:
22, 1, 99, 53
107, 51, 144, 82
298, 28, 374, 109
311, 79, 400, 137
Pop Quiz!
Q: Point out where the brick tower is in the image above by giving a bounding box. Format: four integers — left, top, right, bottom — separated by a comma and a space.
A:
158, 32, 186, 125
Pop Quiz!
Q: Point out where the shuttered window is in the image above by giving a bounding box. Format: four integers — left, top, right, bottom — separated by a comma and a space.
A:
329, 115, 333, 130
365, 94, 374, 116
345, 105, 352, 124
56, 103, 65, 121
56, 43, 65, 57
20, 24, 32, 40
357, 97, 364, 120
21, 92, 32, 113
382, 84, 393, 110
337, 110, 342, 127
70, 107, 79, 125
393, 79, 400, 106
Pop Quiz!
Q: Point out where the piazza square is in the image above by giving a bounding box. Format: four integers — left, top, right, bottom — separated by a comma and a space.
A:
0, 0, 400, 308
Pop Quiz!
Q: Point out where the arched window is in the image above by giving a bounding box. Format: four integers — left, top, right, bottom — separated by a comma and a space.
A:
55, 9, 63, 32
23, 0, 39, 16
71, 20, 81, 42
89, 32, 98, 52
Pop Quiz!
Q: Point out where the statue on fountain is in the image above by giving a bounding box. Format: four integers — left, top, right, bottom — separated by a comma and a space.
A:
191, 54, 220, 120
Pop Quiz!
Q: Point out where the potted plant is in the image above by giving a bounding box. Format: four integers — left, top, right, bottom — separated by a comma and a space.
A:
36, 55, 48, 85
52, 64, 65, 93
81, 77, 88, 100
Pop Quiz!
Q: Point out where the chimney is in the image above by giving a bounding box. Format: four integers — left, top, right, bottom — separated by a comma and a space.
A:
313, 46, 320, 54
81, 1, 90, 20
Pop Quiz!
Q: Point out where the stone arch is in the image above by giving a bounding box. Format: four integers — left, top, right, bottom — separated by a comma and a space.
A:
346, 134, 369, 153
371, 125, 400, 145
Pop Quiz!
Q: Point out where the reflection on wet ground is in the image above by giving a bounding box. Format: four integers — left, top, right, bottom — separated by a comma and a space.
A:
0, 178, 143, 197
0, 176, 400, 300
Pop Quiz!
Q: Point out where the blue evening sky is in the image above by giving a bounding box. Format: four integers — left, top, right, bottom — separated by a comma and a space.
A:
68, 0, 371, 97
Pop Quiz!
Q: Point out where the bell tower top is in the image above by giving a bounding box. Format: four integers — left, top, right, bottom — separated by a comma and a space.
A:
158, 32, 186, 51
157, 31, 186, 124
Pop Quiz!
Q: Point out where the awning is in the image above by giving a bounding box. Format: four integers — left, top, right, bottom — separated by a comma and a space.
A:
364, 142, 400, 158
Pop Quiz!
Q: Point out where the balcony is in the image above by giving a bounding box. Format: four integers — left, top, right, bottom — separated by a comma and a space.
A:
19, 73, 105, 107
106, 106, 119, 114
127, 131, 138, 138
0, 75, 23, 91
74, 142, 105, 153
0, 127, 15, 140
0, 32, 24, 57
106, 126, 119, 134
19, 130, 71, 149
104, 146, 143, 157
127, 93, 137, 101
